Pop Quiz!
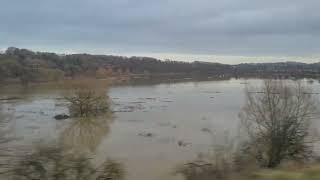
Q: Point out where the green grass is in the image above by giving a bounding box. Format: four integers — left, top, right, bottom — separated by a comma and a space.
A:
237, 165, 320, 180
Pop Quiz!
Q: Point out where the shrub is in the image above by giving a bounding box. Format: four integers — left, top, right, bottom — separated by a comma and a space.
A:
239, 80, 316, 168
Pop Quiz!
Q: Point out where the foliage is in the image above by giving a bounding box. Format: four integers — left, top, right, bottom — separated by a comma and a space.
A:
0, 47, 233, 83
2, 47, 320, 83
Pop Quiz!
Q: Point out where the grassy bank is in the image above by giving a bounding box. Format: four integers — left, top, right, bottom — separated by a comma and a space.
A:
233, 165, 320, 180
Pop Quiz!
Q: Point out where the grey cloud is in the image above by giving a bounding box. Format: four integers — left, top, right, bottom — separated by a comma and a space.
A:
1, 0, 320, 59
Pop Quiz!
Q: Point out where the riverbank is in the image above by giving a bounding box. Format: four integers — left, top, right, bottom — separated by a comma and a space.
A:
235, 164, 320, 180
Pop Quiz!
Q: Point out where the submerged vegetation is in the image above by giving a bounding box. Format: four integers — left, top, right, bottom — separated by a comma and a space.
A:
177, 80, 319, 180
176, 131, 235, 180
65, 90, 110, 117
63, 79, 110, 118
0, 77, 122, 180
9, 144, 124, 180
1, 75, 320, 180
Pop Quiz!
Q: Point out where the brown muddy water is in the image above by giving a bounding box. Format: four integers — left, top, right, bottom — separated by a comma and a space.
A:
0, 78, 320, 180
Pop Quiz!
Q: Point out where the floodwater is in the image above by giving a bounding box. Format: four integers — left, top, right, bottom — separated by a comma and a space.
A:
0, 78, 319, 180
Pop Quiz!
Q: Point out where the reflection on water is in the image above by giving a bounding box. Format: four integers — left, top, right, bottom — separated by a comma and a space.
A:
175, 130, 236, 180
0, 78, 319, 180
9, 143, 124, 180
0, 105, 21, 176
61, 114, 113, 153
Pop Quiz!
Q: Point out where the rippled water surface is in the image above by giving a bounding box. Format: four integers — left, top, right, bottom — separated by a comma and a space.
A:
1, 78, 319, 180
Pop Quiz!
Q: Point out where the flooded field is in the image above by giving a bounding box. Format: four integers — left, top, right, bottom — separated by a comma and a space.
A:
1, 78, 319, 180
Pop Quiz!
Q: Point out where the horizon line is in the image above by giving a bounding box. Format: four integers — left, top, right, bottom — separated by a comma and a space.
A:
1, 46, 319, 65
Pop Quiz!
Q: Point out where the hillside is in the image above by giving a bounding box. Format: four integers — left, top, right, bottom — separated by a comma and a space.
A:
0, 47, 320, 83
0, 47, 232, 83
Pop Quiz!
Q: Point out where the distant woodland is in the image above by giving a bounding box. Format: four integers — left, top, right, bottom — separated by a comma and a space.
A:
1, 47, 320, 83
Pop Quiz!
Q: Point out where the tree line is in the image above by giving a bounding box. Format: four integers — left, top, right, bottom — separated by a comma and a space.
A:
0, 47, 231, 83
1, 47, 320, 83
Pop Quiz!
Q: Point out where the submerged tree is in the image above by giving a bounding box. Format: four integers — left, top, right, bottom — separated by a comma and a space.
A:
239, 80, 317, 168
9, 144, 124, 180
65, 90, 109, 117
63, 79, 110, 117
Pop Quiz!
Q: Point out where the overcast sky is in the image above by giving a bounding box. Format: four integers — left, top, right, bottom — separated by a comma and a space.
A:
1, 0, 320, 64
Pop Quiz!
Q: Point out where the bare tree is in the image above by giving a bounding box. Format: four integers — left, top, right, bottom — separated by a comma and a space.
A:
65, 90, 109, 117
239, 80, 317, 168
63, 79, 110, 117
